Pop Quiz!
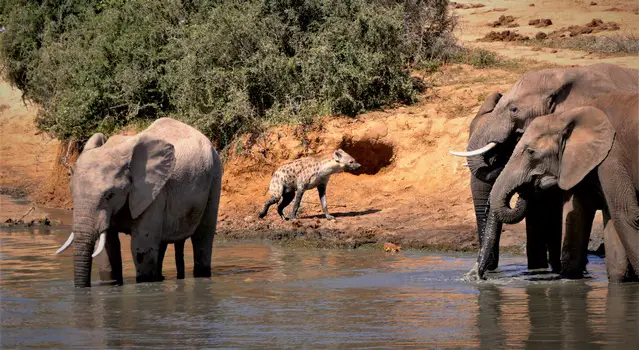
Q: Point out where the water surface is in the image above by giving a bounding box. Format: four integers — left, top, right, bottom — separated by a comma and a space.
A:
1, 226, 638, 349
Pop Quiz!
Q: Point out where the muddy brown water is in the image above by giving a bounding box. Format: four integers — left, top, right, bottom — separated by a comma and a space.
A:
1, 209, 638, 348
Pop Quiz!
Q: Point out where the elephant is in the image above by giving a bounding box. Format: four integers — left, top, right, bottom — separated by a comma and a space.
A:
451, 63, 639, 279
489, 93, 639, 282
55, 117, 223, 288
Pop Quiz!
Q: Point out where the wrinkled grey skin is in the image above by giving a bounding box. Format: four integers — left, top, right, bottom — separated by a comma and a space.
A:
466, 93, 558, 280
466, 93, 508, 273
466, 63, 639, 279
70, 118, 222, 288
491, 93, 639, 282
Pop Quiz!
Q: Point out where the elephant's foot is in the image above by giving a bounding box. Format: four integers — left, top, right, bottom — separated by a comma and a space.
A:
486, 256, 499, 271
560, 269, 584, 280
193, 265, 212, 278
463, 263, 486, 282
136, 274, 164, 283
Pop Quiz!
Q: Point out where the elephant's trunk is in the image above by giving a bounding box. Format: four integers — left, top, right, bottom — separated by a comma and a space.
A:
476, 207, 502, 279
490, 172, 528, 225
72, 213, 98, 288
470, 176, 501, 270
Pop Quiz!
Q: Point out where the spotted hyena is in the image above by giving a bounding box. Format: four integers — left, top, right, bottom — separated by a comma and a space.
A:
258, 149, 361, 220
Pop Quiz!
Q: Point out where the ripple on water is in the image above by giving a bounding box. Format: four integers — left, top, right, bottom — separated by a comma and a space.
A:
1, 230, 638, 349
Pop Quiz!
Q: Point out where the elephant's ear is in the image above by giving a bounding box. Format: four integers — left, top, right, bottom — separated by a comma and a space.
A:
127, 134, 176, 219
469, 92, 502, 135
558, 106, 615, 190
478, 92, 503, 116
544, 68, 579, 113
83, 133, 106, 152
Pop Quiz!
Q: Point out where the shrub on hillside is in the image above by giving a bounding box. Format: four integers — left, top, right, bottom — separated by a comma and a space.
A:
0, 0, 457, 147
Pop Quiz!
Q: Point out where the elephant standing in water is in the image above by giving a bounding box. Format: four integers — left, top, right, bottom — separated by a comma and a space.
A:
55, 118, 223, 288
490, 93, 639, 282
451, 63, 639, 279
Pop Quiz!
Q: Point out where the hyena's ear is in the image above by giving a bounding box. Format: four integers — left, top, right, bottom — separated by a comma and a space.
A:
334, 150, 343, 161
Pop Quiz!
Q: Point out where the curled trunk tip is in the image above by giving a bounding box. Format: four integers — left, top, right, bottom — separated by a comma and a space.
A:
493, 190, 527, 224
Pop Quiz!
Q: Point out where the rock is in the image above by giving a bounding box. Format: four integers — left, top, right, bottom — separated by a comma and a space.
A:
480, 30, 530, 42
489, 15, 517, 28
529, 18, 553, 28
383, 242, 402, 253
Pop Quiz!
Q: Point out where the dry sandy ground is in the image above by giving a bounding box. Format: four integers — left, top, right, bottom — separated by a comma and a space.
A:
2, 0, 631, 250
0, 81, 61, 223
455, 0, 639, 69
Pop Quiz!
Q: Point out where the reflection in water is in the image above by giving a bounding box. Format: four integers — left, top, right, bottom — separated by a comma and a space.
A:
1, 228, 638, 348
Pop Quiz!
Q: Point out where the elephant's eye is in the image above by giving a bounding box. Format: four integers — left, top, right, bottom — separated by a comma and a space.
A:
105, 192, 115, 201
510, 106, 518, 114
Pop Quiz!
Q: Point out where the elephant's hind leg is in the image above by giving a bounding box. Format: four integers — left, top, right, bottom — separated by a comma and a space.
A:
157, 240, 186, 280
157, 242, 168, 281
599, 161, 639, 278
191, 173, 222, 279
175, 240, 185, 279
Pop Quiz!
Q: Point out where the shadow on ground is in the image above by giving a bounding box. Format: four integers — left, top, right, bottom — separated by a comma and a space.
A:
303, 209, 381, 219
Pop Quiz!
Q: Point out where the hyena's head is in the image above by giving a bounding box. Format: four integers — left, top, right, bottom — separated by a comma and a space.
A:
333, 149, 361, 171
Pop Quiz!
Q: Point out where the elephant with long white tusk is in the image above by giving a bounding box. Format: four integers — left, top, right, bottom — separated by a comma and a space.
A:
451, 63, 639, 280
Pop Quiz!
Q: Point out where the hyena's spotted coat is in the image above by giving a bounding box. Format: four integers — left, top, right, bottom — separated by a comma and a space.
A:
258, 149, 360, 220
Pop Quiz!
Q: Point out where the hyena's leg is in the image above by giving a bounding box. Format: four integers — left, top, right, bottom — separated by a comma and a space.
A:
259, 190, 282, 219
289, 188, 306, 220
317, 184, 334, 220
277, 189, 295, 220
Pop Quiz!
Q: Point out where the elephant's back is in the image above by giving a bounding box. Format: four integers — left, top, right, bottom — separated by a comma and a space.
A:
145, 118, 218, 239
588, 64, 639, 92
146, 118, 215, 174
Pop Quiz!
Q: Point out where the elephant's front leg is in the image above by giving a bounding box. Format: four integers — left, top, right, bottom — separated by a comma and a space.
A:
560, 190, 596, 279
525, 189, 563, 272
96, 229, 123, 285
130, 214, 164, 283
131, 234, 163, 283
602, 211, 633, 283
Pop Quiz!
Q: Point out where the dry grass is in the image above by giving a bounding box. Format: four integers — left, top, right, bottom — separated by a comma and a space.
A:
531, 34, 639, 54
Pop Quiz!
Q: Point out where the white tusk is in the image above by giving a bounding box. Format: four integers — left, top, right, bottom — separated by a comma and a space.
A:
55, 232, 75, 254
462, 162, 468, 167
92, 233, 106, 258
449, 142, 497, 157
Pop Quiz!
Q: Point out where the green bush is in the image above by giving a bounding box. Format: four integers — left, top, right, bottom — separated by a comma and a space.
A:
1, 0, 457, 148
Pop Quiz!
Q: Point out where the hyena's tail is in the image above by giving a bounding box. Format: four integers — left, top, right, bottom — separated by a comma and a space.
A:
263, 169, 278, 196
